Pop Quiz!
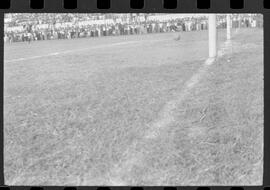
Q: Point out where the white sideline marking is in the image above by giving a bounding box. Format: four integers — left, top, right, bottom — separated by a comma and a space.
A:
5, 41, 138, 63
205, 57, 215, 65
144, 57, 214, 139
5, 39, 166, 63
50, 52, 60, 55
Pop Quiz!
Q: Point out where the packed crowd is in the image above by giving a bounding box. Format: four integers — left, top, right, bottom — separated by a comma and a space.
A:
4, 14, 263, 43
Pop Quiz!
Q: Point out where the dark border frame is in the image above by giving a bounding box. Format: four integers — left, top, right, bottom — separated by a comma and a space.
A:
0, 0, 268, 189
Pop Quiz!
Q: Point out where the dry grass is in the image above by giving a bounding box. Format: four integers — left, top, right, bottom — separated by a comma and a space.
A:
4, 28, 263, 185
115, 29, 263, 185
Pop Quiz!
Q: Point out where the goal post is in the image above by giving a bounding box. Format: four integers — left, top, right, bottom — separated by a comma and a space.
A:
208, 14, 217, 58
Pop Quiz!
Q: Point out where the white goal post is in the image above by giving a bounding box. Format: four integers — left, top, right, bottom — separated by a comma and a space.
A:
208, 14, 231, 58
208, 14, 217, 58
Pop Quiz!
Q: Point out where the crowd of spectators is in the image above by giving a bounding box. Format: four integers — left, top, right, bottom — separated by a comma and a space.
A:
4, 14, 263, 43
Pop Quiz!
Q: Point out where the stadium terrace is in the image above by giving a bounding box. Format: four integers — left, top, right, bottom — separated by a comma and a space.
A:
4, 13, 263, 43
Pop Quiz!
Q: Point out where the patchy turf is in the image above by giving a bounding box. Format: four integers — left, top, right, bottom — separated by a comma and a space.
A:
4, 28, 263, 185
113, 28, 263, 186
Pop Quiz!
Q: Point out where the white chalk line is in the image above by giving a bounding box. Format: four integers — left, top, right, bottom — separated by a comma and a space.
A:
5, 41, 139, 63
107, 58, 218, 185
5, 39, 167, 63
107, 62, 214, 186
106, 37, 235, 186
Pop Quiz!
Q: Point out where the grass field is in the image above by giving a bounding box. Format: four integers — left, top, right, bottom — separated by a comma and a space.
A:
4, 28, 263, 185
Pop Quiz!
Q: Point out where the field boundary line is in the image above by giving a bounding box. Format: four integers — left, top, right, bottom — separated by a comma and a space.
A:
5, 39, 168, 63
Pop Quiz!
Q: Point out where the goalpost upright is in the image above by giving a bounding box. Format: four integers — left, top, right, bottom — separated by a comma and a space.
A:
208, 14, 217, 58
208, 14, 231, 58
